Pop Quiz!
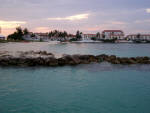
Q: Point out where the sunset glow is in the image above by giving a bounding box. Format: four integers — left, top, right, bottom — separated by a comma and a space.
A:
146, 8, 150, 13
0, 0, 150, 36
47, 14, 89, 21
0, 20, 26, 29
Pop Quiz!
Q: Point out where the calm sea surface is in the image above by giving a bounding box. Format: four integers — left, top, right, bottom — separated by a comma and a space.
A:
0, 42, 150, 113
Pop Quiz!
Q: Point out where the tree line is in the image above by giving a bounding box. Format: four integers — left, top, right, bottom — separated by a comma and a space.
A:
7, 27, 102, 41
7, 27, 29, 40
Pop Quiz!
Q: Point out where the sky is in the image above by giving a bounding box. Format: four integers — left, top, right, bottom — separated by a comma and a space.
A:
0, 0, 150, 36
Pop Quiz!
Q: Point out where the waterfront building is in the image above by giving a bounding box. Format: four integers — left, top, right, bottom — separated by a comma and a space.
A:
82, 34, 97, 40
22, 32, 38, 41
34, 33, 49, 39
0, 34, 5, 40
126, 34, 150, 41
34, 33, 50, 41
0, 27, 6, 40
102, 30, 124, 40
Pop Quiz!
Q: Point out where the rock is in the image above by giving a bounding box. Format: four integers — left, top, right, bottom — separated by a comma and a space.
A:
135, 57, 150, 64
143, 56, 150, 60
58, 57, 67, 65
78, 55, 90, 64
46, 57, 58, 66
0, 57, 9, 66
88, 55, 97, 62
111, 59, 120, 64
109, 55, 117, 60
0, 52, 150, 66
116, 57, 137, 64
105, 55, 117, 62
61, 55, 81, 65
47, 53, 54, 56
41, 51, 47, 55
78, 55, 97, 63
71, 55, 82, 64
128, 58, 137, 64
118, 57, 129, 64
25, 57, 38, 66
96, 54, 109, 61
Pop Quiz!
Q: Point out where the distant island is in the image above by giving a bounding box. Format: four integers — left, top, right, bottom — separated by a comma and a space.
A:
1, 27, 150, 43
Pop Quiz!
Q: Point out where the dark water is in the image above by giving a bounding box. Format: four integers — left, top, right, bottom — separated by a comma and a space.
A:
0, 43, 150, 113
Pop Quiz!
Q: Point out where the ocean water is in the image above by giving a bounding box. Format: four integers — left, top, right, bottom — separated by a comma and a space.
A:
44, 43, 150, 57
0, 42, 150, 113
1, 42, 150, 57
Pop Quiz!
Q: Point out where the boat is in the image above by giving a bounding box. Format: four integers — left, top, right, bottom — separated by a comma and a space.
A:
132, 39, 145, 43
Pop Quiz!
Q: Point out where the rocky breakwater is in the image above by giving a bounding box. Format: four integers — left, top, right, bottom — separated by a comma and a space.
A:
0, 51, 150, 66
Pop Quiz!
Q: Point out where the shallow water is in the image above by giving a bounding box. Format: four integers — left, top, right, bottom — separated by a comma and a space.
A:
0, 42, 150, 113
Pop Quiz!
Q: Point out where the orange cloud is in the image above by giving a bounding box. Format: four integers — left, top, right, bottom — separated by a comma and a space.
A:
0, 20, 26, 29
34, 27, 50, 32
0, 20, 26, 36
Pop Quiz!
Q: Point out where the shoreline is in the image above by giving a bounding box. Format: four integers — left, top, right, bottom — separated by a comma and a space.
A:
1, 39, 150, 44
0, 51, 150, 67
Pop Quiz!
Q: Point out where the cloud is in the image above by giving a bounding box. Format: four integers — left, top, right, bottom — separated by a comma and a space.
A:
146, 8, 150, 13
81, 21, 127, 33
0, 20, 26, 29
34, 27, 50, 32
135, 19, 150, 23
109, 21, 127, 25
47, 13, 89, 21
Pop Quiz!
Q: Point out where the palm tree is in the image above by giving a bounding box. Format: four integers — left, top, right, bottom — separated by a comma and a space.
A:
137, 33, 141, 39
96, 32, 100, 39
76, 30, 82, 41
7, 27, 24, 40
102, 34, 105, 39
23, 28, 29, 35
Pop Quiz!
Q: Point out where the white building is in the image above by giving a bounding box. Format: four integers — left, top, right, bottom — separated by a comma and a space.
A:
0, 34, 5, 40
126, 34, 150, 41
0, 27, 6, 40
82, 34, 97, 40
102, 30, 124, 40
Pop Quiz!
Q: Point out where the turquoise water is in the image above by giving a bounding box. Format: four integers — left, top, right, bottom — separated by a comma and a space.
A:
0, 64, 150, 113
0, 43, 150, 113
